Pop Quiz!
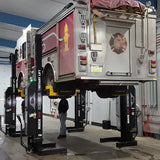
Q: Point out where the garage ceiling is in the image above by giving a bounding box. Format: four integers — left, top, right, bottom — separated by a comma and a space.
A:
0, 0, 71, 22
0, 0, 157, 63
0, 0, 71, 63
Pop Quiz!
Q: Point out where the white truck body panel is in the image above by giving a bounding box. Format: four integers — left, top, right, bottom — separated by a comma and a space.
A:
76, 11, 157, 84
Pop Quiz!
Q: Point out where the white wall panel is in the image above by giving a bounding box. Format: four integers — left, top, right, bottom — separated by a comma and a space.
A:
16, 97, 23, 115
0, 65, 23, 116
157, 21, 160, 107
42, 91, 117, 126
157, 1, 160, 18
42, 88, 144, 129
43, 96, 75, 119
43, 96, 52, 115
90, 92, 117, 125
91, 93, 109, 124
66, 97, 75, 119
0, 65, 11, 115
139, 21, 160, 135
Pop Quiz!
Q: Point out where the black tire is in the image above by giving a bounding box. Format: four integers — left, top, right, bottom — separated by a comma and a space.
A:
96, 88, 117, 98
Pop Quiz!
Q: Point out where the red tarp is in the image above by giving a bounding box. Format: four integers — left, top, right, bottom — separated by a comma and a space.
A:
91, 0, 145, 11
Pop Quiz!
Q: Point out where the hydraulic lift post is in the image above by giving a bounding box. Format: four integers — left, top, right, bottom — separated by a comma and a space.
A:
18, 34, 67, 155
2, 50, 23, 137
67, 90, 86, 133
100, 86, 137, 148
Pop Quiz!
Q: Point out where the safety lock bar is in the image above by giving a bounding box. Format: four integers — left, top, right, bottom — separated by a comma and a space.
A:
18, 90, 25, 98
45, 86, 78, 97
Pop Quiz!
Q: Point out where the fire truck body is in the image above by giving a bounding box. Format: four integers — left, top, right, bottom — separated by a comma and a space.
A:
16, 1, 157, 97
39, 1, 156, 96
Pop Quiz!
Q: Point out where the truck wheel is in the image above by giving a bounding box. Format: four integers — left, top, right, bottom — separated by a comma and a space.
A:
96, 89, 117, 98
56, 81, 76, 96
96, 90, 110, 98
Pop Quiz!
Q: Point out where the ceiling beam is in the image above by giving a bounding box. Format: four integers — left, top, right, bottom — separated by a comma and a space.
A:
0, 12, 44, 54
0, 46, 15, 54
0, 46, 14, 63
0, 12, 44, 28
0, 62, 10, 65
0, 39, 16, 48
0, 23, 23, 41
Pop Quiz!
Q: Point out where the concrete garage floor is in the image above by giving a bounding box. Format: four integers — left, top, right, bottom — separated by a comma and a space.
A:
0, 116, 160, 160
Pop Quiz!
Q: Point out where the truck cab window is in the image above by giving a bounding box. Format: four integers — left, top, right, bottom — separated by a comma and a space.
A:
22, 42, 26, 59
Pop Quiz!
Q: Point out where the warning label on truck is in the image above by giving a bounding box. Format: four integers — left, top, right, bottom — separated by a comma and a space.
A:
91, 65, 103, 72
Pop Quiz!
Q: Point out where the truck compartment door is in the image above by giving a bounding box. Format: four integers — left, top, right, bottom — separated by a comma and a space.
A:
106, 26, 130, 76
59, 13, 75, 76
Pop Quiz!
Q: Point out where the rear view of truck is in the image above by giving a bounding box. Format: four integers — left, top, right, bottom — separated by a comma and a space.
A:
39, 0, 156, 97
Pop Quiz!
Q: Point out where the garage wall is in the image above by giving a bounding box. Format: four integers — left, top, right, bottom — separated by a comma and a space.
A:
0, 64, 11, 115
43, 91, 117, 126
90, 92, 117, 126
43, 96, 75, 119
157, 20, 160, 100
43, 88, 142, 127
0, 64, 23, 116
139, 19, 160, 135
157, 0, 160, 18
